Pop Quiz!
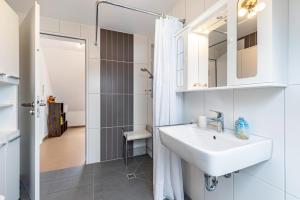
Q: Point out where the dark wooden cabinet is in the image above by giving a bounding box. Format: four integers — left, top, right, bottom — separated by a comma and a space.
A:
48, 103, 68, 137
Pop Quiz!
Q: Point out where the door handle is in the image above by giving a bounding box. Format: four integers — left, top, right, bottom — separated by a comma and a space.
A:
29, 110, 35, 115
21, 102, 34, 108
38, 100, 47, 107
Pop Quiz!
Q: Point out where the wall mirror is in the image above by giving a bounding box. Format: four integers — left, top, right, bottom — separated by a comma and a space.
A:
208, 15, 228, 88
194, 9, 228, 88
236, 0, 265, 79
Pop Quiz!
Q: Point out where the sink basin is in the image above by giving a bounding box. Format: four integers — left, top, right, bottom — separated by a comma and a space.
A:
159, 124, 272, 177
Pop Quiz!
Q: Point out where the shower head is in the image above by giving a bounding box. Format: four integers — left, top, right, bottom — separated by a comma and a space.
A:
140, 68, 153, 79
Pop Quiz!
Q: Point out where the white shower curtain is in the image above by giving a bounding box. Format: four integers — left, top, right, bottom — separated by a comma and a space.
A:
153, 16, 184, 200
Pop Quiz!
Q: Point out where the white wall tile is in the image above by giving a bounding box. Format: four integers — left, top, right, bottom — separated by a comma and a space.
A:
205, 0, 219, 9
87, 94, 100, 129
186, 0, 205, 23
40, 17, 60, 33
134, 63, 152, 97
205, 177, 233, 200
134, 63, 149, 77
288, 0, 300, 85
59, 21, 81, 38
204, 90, 234, 129
146, 138, 153, 157
80, 24, 90, 39
182, 161, 205, 200
234, 88, 285, 190
170, 0, 186, 20
88, 59, 100, 94
81, 25, 100, 59
134, 35, 149, 64
234, 172, 284, 200
134, 76, 147, 94
286, 85, 300, 198
183, 92, 205, 123
134, 63, 148, 95
86, 129, 100, 164
134, 94, 148, 126
147, 94, 153, 125
286, 194, 300, 200
134, 125, 145, 131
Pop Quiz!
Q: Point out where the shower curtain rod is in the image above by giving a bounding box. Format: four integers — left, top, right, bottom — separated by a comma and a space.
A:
95, 0, 185, 45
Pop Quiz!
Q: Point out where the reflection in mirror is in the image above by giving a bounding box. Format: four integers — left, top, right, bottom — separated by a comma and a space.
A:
208, 15, 227, 88
236, 0, 265, 79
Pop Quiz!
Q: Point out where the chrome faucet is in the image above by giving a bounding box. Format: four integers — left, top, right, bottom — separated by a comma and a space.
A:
207, 110, 224, 133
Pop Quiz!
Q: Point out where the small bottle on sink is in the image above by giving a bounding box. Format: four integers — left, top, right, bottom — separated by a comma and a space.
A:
235, 117, 250, 140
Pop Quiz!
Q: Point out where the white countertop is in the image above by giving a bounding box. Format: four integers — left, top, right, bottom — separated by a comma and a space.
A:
0, 130, 20, 146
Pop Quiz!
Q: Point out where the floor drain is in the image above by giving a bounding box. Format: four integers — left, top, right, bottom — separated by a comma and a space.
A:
126, 173, 136, 180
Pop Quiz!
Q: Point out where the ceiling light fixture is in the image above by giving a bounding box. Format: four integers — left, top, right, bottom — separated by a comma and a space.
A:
238, 0, 266, 19
238, 8, 248, 17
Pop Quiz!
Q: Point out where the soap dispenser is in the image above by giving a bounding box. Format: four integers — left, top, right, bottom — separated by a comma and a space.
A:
234, 117, 250, 140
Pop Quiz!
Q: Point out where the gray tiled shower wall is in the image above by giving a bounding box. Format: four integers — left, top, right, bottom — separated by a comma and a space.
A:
100, 29, 134, 161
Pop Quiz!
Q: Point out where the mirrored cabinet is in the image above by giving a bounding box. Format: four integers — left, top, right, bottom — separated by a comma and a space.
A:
176, 0, 288, 92
175, 29, 208, 91
176, 35, 184, 89
227, 0, 288, 87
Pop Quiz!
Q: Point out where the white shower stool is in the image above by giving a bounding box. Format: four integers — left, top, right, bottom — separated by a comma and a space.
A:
122, 128, 152, 167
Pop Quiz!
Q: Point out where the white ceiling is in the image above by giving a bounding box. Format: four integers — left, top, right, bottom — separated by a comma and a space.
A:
6, 0, 177, 35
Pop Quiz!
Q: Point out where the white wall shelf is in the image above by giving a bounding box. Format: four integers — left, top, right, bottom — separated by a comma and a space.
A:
0, 76, 19, 86
0, 130, 19, 141
0, 104, 14, 108
176, 83, 287, 93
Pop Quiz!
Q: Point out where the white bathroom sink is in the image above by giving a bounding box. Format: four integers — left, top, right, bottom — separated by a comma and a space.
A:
159, 124, 272, 177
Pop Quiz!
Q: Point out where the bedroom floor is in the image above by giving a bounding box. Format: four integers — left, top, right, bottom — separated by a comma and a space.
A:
40, 127, 86, 172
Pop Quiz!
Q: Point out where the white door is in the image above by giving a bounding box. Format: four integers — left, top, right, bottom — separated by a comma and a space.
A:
19, 2, 41, 200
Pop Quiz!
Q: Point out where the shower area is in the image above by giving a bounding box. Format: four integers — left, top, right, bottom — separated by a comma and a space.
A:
94, 2, 183, 200
99, 28, 154, 163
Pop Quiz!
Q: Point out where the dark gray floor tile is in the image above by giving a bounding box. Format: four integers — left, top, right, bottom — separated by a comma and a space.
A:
40, 165, 94, 183
41, 185, 93, 200
41, 173, 93, 195
40, 155, 154, 200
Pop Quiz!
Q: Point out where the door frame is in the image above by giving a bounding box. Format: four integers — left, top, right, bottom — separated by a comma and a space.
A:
39, 32, 88, 166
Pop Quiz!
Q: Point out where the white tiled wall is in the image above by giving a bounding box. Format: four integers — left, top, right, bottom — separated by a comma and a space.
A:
205, 176, 233, 200
286, 86, 300, 199
288, 0, 300, 85
133, 35, 153, 156
287, 194, 300, 200
40, 18, 101, 164
234, 88, 285, 190
59, 21, 81, 38
286, 2, 300, 198
171, 0, 300, 199
234, 173, 284, 200
40, 17, 153, 161
87, 59, 100, 94
40, 17, 154, 162
40, 17, 60, 33
204, 90, 234, 129
183, 87, 286, 199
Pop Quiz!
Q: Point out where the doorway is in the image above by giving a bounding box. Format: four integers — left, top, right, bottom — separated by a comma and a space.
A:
38, 34, 87, 172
